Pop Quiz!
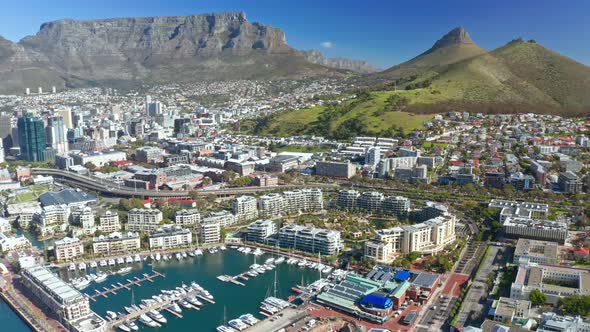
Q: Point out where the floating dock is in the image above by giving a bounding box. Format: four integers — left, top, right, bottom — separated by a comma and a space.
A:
87, 270, 165, 301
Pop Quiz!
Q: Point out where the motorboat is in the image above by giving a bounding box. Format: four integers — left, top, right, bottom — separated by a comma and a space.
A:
260, 303, 279, 315
108, 259, 116, 266
228, 319, 248, 331
239, 314, 259, 326
163, 254, 169, 261
106, 311, 118, 320
155, 253, 161, 261
168, 302, 182, 314
188, 251, 195, 257
90, 261, 98, 268
139, 314, 159, 328
175, 253, 182, 260
251, 248, 262, 256
72, 278, 91, 290
265, 258, 275, 265
100, 260, 107, 267
117, 267, 132, 275
182, 252, 188, 258
179, 300, 192, 309
242, 248, 251, 254
69, 263, 76, 271
134, 254, 141, 262
126, 256, 134, 264
95, 272, 108, 283
117, 257, 125, 265
187, 297, 202, 307
297, 260, 306, 267
125, 320, 139, 331
195, 249, 203, 256
216, 326, 237, 332
220, 245, 227, 250
124, 306, 135, 314
274, 256, 285, 264
147, 310, 167, 324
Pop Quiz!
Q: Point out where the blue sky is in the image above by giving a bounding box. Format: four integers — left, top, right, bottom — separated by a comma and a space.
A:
1, 0, 588, 68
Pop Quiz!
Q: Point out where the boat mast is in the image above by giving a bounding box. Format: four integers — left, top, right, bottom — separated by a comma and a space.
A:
318, 252, 322, 280
273, 267, 278, 298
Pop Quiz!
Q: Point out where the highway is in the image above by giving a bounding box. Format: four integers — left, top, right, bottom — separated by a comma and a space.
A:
31, 168, 337, 198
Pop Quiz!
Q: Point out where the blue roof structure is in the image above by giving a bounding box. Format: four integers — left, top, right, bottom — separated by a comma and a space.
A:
360, 294, 392, 310
394, 270, 411, 282
39, 189, 97, 207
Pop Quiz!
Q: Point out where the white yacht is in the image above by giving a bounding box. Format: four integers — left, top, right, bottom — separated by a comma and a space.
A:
90, 261, 98, 268
274, 256, 285, 264
134, 254, 141, 262
69, 263, 76, 271
182, 252, 188, 258
216, 326, 237, 332
139, 314, 159, 328
95, 272, 108, 283
79, 262, 86, 270
108, 259, 116, 266
147, 310, 167, 324
155, 253, 161, 261
126, 256, 134, 264
99, 260, 107, 267
252, 248, 262, 256
125, 320, 139, 331
117, 257, 125, 265
239, 314, 259, 326
117, 324, 130, 332
195, 249, 203, 256
228, 319, 248, 331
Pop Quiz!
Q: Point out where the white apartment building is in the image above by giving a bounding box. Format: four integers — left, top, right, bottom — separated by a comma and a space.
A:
364, 214, 457, 262
149, 226, 192, 250
502, 217, 568, 244
126, 208, 163, 233
200, 221, 221, 244
33, 204, 70, 237
258, 193, 285, 218
282, 189, 324, 214
337, 190, 359, 210
0, 217, 12, 233
71, 206, 95, 228
92, 232, 141, 256
175, 209, 201, 226
357, 191, 384, 213
278, 224, 342, 256
231, 196, 258, 222
246, 219, 277, 243
0, 232, 31, 252
202, 210, 236, 228
54, 236, 84, 261
98, 210, 121, 233
382, 196, 410, 219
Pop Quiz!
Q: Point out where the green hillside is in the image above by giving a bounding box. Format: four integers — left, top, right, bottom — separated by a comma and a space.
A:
242, 90, 434, 139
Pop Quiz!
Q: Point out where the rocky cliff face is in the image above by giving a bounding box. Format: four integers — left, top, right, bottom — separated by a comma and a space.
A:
300, 50, 379, 73
0, 12, 345, 93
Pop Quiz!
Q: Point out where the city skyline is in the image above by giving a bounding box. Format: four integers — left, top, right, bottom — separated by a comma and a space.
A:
0, 0, 588, 68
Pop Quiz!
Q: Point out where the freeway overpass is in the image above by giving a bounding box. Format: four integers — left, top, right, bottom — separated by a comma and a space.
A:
31, 168, 336, 198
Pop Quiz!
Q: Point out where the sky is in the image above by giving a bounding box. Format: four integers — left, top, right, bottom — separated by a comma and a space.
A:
0, 0, 588, 69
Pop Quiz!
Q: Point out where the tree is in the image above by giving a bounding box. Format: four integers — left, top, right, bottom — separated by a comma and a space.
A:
220, 227, 228, 242
222, 171, 238, 183
530, 289, 546, 306
84, 162, 97, 171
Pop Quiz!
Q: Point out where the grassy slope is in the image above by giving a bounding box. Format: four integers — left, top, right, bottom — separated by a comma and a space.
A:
261, 91, 433, 137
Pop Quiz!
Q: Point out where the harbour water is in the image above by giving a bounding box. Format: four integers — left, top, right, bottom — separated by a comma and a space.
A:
63, 249, 320, 331
0, 298, 30, 332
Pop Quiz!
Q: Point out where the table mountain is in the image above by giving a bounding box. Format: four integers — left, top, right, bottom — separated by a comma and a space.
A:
0, 12, 343, 94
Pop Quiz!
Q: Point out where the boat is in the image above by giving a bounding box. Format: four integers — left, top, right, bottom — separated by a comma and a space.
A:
125, 320, 139, 331
95, 272, 108, 283
117, 257, 125, 265
322, 266, 332, 274
195, 249, 203, 256
99, 260, 107, 267
182, 252, 188, 258
252, 248, 262, 256
69, 263, 76, 271
188, 251, 195, 257
260, 303, 279, 315
139, 314, 159, 328
108, 259, 116, 266
220, 245, 227, 250
106, 310, 117, 319
274, 256, 285, 264
179, 300, 192, 309
265, 258, 275, 265
242, 248, 252, 254
90, 261, 98, 268
237, 247, 245, 252
239, 313, 259, 326
228, 319, 248, 331
191, 282, 204, 291
155, 253, 161, 261
117, 267, 132, 275
168, 302, 182, 314
126, 256, 134, 264
117, 324, 131, 332
147, 310, 167, 324
134, 254, 141, 262
187, 297, 202, 307
175, 253, 182, 260
124, 306, 135, 314
72, 278, 91, 290
163, 254, 169, 261
217, 326, 237, 332
297, 260, 307, 267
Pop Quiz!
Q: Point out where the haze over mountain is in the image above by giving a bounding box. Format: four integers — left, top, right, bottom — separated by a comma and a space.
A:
299, 50, 379, 74
0, 12, 347, 93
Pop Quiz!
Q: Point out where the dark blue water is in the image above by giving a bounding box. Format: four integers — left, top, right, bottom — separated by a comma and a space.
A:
64, 250, 319, 331
0, 298, 31, 332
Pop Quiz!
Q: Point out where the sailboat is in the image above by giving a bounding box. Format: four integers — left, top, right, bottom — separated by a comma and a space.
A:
216, 306, 233, 332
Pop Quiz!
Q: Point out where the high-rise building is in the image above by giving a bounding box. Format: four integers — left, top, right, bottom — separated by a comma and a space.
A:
46, 116, 68, 154
17, 113, 47, 162
365, 146, 381, 168
56, 107, 73, 129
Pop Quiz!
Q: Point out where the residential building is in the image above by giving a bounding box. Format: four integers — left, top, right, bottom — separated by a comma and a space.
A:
513, 239, 558, 265
315, 161, 356, 178
278, 224, 342, 256
149, 226, 192, 250
175, 209, 201, 226
135, 146, 164, 163
382, 196, 410, 219
92, 232, 140, 256
357, 191, 384, 213
202, 210, 235, 228
54, 237, 84, 261
337, 190, 359, 210
258, 193, 285, 218
200, 221, 220, 244
97, 211, 121, 233
46, 116, 68, 154
0, 232, 31, 252
21, 266, 93, 321
0, 217, 11, 233
558, 171, 583, 193
365, 146, 381, 168
282, 189, 323, 214
33, 204, 70, 237
491, 297, 531, 323
252, 174, 278, 187
126, 208, 163, 233
231, 196, 258, 222
71, 206, 95, 229
246, 219, 277, 243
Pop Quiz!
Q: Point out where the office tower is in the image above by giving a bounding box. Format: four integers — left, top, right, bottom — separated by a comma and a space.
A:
46, 116, 68, 154
17, 113, 47, 162
56, 107, 73, 129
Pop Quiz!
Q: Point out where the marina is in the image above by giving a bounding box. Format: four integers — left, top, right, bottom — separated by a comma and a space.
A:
70, 248, 322, 331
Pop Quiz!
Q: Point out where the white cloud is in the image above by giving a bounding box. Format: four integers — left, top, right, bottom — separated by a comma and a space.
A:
320, 41, 334, 49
